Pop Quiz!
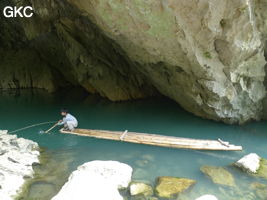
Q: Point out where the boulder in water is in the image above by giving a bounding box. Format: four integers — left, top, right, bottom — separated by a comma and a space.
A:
234, 153, 261, 173
200, 166, 235, 187
130, 182, 153, 197
52, 160, 133, 200
195, 194, 218, 200
155, 176, 196, 199
234, 154, 267, 179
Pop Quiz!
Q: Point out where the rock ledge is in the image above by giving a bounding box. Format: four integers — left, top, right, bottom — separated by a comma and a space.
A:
0, 130, 40, 200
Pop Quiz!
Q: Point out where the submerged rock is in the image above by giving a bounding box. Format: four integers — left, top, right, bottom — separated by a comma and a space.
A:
250, 182, 267, 200
195, 195, 218, 200
17, 150, 75, 200
135, 159, 150, 168
234, 153, 261, 173
155, 176, 196, 199
130, 182, 153, 197
141, 154, 155, 162
200, 166, 235, 187
0, 130, 40, 200
26, 181, 57, 200
132, 168, 150, 181
257, 159, 267, 179
52, 160, 133, 200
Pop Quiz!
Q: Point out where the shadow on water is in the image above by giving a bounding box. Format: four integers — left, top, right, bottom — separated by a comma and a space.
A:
1, 89, 267, 200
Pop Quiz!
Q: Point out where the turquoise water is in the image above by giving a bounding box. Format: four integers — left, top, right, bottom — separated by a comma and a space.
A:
0, 89, 267, 200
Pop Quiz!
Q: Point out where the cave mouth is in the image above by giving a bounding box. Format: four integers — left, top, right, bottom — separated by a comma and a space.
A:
0, 1, 159, 102
1, 0, 267, 125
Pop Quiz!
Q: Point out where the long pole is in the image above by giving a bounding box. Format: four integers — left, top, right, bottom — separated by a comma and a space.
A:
45, 122, 58, 133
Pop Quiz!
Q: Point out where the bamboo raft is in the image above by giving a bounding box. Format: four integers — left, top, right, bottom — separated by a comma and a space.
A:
60, 128, 242, 151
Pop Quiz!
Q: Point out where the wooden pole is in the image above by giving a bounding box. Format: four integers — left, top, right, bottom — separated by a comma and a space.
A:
45, 123, 58, 133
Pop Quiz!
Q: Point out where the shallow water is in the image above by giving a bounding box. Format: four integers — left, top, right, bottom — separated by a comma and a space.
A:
0, 89, 267, 200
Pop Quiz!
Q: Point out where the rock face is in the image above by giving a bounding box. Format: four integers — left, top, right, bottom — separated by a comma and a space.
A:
1, 0, 267, 123
52, 160, 133, 200
200, 166, 235, 187
234, 153, 261, 173
0, 130, 40, 200
155, 176, 196, 198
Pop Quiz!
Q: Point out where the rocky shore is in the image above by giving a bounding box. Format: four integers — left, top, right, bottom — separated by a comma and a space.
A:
52, 152, 267, 200
52, 160, 214, 200
0, 130, 40, 200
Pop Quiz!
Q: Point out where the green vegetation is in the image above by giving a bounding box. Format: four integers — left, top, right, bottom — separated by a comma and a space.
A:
257, 158, 267, 179
204, 51, 212, 59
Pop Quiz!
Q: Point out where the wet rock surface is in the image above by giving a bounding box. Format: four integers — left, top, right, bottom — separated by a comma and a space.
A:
17, 150, 74, 200
250, 182, 267, 200
130, 182, 154, 197
256, 159, 267, 179
0, 130, 39, 200
200, 166, 235, 187
155, 176, 196, 199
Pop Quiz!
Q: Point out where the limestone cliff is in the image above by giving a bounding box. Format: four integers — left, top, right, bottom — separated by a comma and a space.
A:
1, 0, 267, 123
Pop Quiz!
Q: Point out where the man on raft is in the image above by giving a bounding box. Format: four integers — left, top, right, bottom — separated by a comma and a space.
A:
58, 109, 78, 131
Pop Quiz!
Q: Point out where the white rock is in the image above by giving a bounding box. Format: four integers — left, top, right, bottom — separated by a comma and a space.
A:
52, 160, 133, 200
130, 182, 153, 196
235, 153, 261, 173
0, 130, 8, 135
0, 130, 40, 200
195, 194, 218, 200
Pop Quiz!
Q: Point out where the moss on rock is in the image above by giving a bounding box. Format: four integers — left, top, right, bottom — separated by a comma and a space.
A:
200, 166, 235, 187
155, 176, 196, 199
16, 149, 74, 200
256, 159, 267, 179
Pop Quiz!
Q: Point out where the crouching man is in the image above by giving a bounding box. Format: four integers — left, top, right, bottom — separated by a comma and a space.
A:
58, 109, 78, 131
